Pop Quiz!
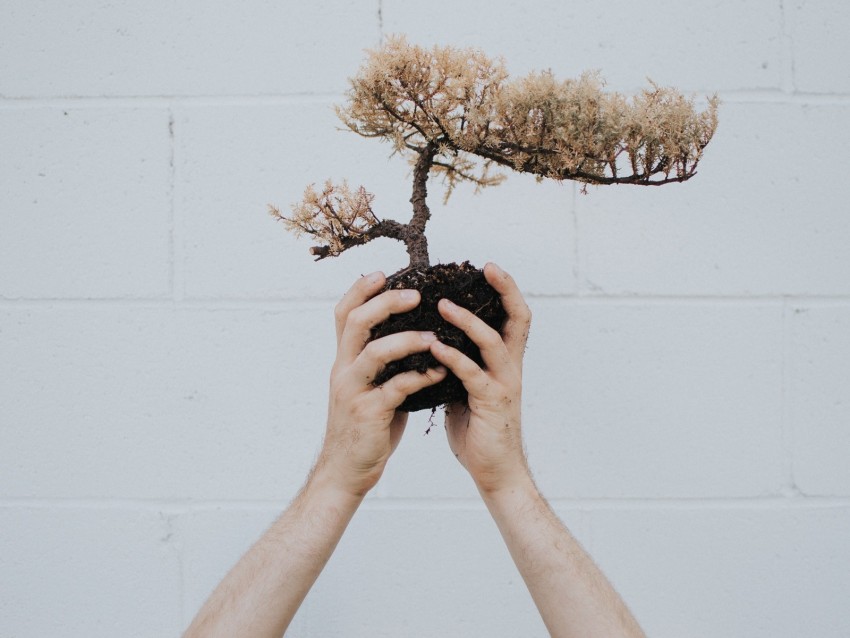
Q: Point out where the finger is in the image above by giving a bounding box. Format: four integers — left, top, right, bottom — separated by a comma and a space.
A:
377, 366, 448, 408
429, 341, 490, 396
352, 330, 438, 383
338, 289, 421, 364
437, 298, 511, 373
484, 262, 532, 365
334, 272, 386, 344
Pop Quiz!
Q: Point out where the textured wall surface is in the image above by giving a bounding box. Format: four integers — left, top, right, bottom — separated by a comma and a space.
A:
2, 1, 849, 636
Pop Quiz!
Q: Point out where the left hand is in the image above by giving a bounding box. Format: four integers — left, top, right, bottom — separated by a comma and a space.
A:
315, 271, 448, 498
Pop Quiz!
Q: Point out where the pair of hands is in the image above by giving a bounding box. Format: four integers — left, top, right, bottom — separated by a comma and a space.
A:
314, 262, 532, 498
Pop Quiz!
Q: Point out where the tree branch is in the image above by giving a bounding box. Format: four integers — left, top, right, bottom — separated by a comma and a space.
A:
308, 219, 408, 261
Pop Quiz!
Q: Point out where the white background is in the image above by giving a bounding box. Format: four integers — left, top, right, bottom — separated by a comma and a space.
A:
2, 1, 849, 636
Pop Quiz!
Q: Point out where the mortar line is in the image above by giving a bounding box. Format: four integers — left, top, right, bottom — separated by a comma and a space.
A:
156, 509, 188, 627
2, 92, 850, 109
570, 181, 580, 295
155, 507, 189, 629
3, 295, 850, 309
167, 108, 177, 301
0, 94, 344, 108
778, 0, 797, 94
3, 495, 849, 510
780, 297, 799, 495
178, 538, 186, 633
0, 297, 830, 317
170, 107, 187, 303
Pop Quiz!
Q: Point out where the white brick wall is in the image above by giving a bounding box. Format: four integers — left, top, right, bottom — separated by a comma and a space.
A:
1, 1, 848, 636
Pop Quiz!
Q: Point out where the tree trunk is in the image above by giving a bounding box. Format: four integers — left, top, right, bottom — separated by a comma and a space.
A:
407, 143, 437, 268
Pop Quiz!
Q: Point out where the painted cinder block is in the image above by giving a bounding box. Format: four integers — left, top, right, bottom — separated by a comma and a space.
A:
787, 303, 850, 496
377, 416, 482, 500
520, 299, 785, 498
0, 506, 182, 638
0, 107, 171, 298
787, 0, 850, 93
0, 305, 335, 500
585, 506, 850, 638
382, 0, 783, 92
0, 1, 379, 97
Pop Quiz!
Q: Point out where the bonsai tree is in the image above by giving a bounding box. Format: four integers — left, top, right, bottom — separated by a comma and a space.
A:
271, 36, 718, 411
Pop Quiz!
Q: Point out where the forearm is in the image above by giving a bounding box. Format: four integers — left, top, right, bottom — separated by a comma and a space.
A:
184, 468, 362, 638
482, 475, 645, 638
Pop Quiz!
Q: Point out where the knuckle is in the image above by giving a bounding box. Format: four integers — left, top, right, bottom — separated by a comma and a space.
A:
435, 342, 457, 361
414, 373, 432, 389
347, 305, 370, 330
478, 327, 502, 349
456, 360, 478, 382
360, 339, 386, 365
390, 373, 414, 394
392, 289, 418, 308
459, 314, 478, 333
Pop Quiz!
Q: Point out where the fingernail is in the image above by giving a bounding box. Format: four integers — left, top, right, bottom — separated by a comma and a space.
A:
366, 271, 383, 283
434, 366, 447, 375
401, 289, 418, 301
441, 298, 456, 311
420, 331, 437, 343
488, 262, 505, 275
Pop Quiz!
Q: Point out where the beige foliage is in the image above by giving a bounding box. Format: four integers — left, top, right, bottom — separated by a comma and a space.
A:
337, 35, 718, 186
270, 180, 379, 258
275, 36, 718, 265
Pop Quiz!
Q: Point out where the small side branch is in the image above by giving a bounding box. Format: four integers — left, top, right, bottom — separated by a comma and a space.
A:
307, 219, 408, 261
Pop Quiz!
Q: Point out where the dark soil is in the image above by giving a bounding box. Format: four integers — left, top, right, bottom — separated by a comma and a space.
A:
372, 261, 506, 412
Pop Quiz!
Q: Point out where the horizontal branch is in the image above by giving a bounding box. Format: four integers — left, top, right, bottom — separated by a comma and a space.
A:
470, 143, 696, 186
309, 219, 409, 261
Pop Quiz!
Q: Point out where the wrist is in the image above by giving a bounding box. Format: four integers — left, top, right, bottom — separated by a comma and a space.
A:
305, 461, 369, 510
475, 463, 536, 503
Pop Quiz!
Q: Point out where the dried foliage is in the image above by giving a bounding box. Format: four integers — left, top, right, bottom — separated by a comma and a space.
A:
337, 36, 718, 187
271, 180, 381, 259
274, 36, 718, 267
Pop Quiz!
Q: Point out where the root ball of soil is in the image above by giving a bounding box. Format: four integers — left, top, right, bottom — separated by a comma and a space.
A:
372, 261, 506, 412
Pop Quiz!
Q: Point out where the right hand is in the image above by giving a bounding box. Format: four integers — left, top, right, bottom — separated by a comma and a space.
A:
315, 271, 447, 498
429, 263, 532, 495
